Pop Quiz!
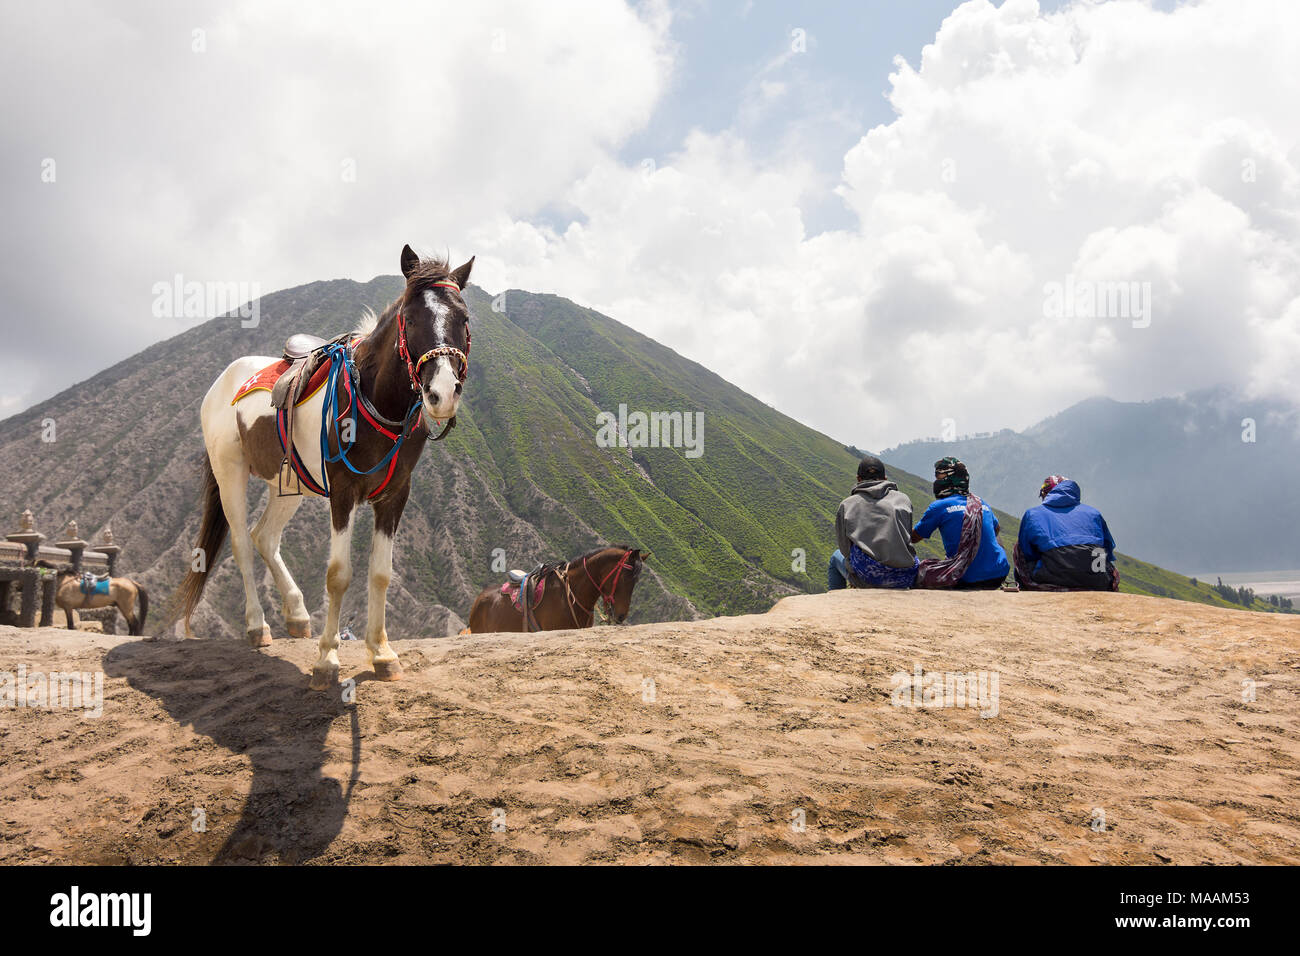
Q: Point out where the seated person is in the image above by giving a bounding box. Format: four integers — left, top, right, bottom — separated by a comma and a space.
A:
828, 455, 918, 590
1014, 475, 1118, 591
911, 457, 1010, 589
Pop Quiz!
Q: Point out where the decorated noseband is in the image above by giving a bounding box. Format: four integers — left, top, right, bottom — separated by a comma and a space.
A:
396, 279, 470, 393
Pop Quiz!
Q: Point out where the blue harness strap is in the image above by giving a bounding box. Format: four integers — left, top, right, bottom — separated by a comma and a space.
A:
319, 343, 421, 495
276, 343, 422, 499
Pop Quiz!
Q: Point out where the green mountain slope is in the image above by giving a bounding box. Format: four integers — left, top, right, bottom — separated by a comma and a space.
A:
0, 276, 1268, 638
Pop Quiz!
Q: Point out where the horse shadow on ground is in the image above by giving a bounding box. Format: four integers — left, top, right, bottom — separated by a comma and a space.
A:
103, 639, 359, 865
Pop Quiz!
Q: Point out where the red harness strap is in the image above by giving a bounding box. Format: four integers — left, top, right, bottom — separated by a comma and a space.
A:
335, 356, 405, 500
583, 550, 633, 617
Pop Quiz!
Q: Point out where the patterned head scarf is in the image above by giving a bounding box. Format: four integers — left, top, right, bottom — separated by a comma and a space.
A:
933, 457, 970, 499
1039, 475, 1068, 499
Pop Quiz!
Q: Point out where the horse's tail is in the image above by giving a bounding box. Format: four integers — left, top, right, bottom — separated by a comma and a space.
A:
135, 584, 149, 636
168, 454, 227, 635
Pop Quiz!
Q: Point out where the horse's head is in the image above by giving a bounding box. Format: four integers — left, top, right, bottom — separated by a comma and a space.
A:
607, 547, 648, 624
398, 244, 474, 426
34, 559, 72, 580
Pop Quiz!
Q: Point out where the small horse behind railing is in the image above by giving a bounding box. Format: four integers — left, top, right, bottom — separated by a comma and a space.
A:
38, 563, 150, 636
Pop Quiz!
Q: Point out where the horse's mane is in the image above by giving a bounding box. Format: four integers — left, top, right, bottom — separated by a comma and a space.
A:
354, 307, 379, 337
404, 255, 454, 288
34, 559, 75, 580
353, 255, 455, 338
574, 544, 633, 563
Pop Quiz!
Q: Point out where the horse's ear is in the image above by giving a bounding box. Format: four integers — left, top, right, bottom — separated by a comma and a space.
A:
400, 244, 420, 280
451, 256, 475, 289
635, 548, 650, 562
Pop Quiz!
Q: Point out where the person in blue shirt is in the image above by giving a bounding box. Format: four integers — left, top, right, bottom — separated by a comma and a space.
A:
1015, 475, 1117, 590
911, 458, 1010, 589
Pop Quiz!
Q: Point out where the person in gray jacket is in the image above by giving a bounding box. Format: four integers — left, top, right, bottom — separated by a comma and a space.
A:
828, 455, 919, 589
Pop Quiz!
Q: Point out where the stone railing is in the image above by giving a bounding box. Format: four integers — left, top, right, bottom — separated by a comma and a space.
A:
0, 511, 125, 631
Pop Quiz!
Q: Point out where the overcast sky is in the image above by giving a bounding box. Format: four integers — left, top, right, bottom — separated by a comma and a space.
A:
3, 0, 1296, 450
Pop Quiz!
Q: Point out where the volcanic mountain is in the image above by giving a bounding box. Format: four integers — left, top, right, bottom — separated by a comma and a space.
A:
0, 276, 1263, 639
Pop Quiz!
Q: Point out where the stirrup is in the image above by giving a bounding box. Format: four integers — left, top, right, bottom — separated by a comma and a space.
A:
277, 457, 303, 497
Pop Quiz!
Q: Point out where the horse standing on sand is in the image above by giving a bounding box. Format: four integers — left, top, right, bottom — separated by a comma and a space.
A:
39, 564, 150, 636
466, 546, 647, 633
172, 246, 474, 690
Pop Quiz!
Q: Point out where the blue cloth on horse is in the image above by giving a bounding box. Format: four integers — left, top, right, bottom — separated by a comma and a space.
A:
847, 545, 918, 589
79, 574, 110, 596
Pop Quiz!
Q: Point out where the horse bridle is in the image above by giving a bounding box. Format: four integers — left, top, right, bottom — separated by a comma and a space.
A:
394, 278, 470, 441
565, 549, 635, 623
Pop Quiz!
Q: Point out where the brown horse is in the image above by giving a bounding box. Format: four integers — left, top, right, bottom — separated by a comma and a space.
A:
43, 566, 149, 635
466, 546, 647, 634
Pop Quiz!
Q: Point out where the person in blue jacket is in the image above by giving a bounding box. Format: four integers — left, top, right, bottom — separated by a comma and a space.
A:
910, 458, 1010, 589
1015, 475, 1117, 590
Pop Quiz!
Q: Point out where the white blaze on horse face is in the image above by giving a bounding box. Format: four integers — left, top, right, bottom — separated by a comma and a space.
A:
421, 289, 463, 422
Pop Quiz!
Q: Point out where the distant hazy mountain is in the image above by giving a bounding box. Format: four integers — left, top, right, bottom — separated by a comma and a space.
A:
0, 280, 1268, 640
883, 390, 1299, 573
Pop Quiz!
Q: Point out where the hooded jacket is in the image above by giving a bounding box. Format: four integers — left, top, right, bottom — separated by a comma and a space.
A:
1017, 480, 1116, 590
836, 479, 917, 580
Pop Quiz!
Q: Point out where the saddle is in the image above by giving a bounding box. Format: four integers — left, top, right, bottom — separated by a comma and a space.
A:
502, 566, 548, 630
270, 332, 350, 495
78, 572, 110, 596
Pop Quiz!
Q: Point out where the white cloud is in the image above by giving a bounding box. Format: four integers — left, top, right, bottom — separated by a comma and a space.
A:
7, 0, 1300, 455
0, 0, 672, 410
471, 0, 1300, 448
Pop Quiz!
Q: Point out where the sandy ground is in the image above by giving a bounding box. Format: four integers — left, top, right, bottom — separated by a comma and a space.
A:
1, 590, 1298, 865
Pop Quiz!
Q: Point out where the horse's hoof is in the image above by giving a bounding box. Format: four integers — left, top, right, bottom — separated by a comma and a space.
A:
286, 619, 312, 640
308, 664, 339, 691
247, 625, 273, 648
373, 659, 404, 682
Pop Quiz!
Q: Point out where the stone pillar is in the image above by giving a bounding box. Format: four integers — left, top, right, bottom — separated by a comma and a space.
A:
39, 576, 57, 627
98, 525, 122, 576
56, 520, 88, 573
18, 569, 38, 628
6, 509, 45, 563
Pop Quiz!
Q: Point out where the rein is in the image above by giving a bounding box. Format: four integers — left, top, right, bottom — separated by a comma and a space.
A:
317, 341, 422, 499
311, 278, 470, 497
561, 550, 634, 624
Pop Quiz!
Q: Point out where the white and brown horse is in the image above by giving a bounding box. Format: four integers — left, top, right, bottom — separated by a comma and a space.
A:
172, 246, 473, 690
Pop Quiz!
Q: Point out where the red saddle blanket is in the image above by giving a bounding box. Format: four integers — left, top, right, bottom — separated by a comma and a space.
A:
501, 576, 545, 612
231, 359, 331, 406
